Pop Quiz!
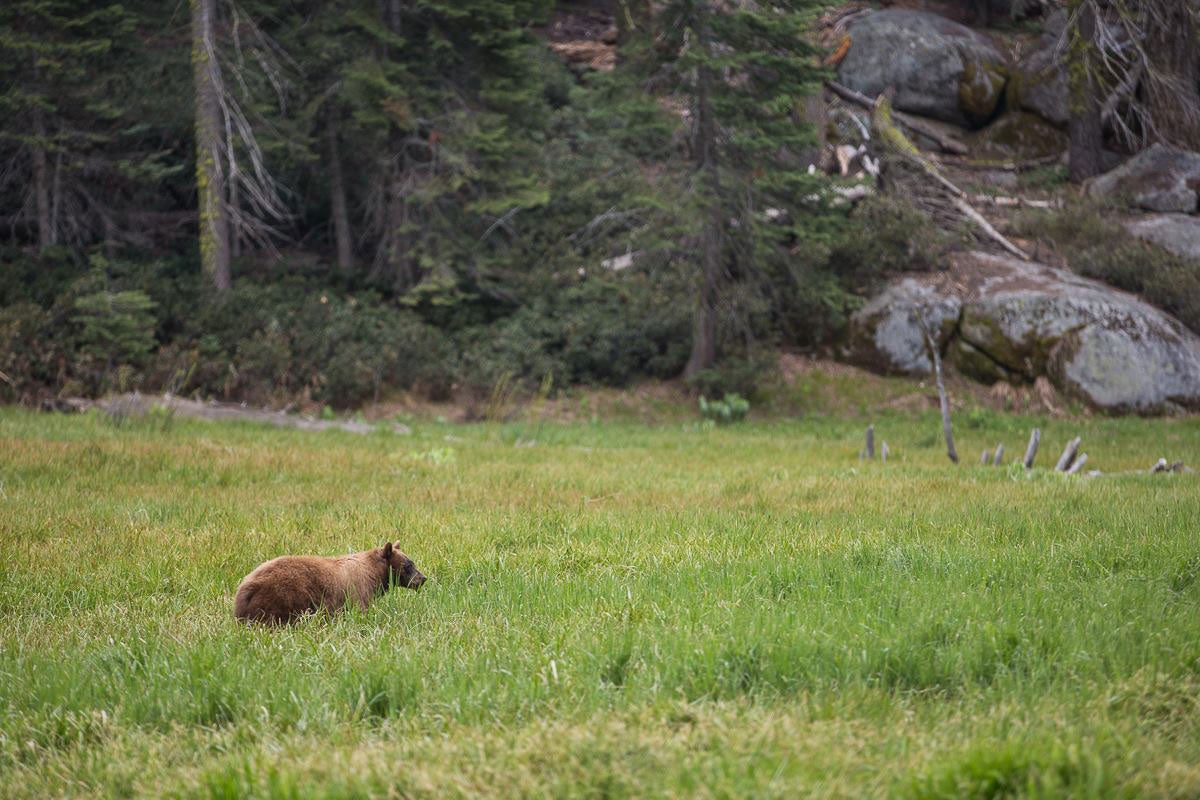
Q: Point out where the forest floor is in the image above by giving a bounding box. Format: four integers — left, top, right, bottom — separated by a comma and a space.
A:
2, 407, 1199, 797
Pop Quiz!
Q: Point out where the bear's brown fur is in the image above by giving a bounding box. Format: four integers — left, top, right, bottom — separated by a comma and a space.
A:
234, 542, 425, 624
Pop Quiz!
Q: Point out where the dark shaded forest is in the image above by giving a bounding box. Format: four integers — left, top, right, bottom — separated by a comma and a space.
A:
2, 0, 1198, 410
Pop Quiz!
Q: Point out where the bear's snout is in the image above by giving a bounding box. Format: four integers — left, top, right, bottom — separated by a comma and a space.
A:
409, 572, 426, 590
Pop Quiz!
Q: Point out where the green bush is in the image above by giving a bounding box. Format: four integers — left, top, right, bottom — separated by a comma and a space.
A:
0, 303, 64, 402
72, 289, 158, 369
698, 393, 750, 424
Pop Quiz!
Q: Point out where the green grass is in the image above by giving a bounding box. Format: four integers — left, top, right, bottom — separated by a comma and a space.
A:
2, 408, 1200, 798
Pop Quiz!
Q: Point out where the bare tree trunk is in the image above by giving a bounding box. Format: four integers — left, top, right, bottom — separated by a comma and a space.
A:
921, 322, 958, 464
376, 0, 411, 289
684, 50, 722, 380
32, 103, 53, 251
50, 150, 62, 244
616, 0, 652, 44
229, 174, 241, 259
190, 0, 232, 292
327, 119, 354, 272
1068, 2, 1104, 184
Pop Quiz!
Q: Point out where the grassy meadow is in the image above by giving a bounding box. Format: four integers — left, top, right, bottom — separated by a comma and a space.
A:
2, 406, 1200, 798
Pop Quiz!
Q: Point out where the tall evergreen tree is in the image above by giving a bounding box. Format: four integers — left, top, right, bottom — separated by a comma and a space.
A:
0, 1, 148, 251
631, 1, 826, 378
282, 0, 555, 292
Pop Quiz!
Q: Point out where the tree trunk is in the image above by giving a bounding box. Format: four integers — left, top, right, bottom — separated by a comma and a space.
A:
376, 0, 411, 289
32, 103, 53, 251
1068, 2, 1104, 184
190, 0, 232, 292
327, 118, 354, 272
229, 174, 241, 259
616, 0, 652, 44
683, 51, 722, 380
1146, 1, 1200, 149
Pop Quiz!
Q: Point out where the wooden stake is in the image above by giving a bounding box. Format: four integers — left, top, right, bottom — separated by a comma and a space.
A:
992, 444, 1004, 466
865, 425, 875, 460
981, 449, 991, 465
1066, 453, 1088, 475
1055, 437, 1082, 472
881, 442, 889, 463
1023, 428, 1041, 469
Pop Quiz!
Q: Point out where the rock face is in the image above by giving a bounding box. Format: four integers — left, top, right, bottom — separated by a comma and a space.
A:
1011, 10, 1069, 128
1087, 144, 1200, 213
845, 276, 962, 375
967, 111, 1068, 161
1123, 214, 1200, 261
837, 10, 1008, 128
845, 252, 1200, 413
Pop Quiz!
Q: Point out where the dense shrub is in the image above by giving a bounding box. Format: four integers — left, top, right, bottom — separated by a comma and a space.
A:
0, 194, 958, 408
1010, 201, 1200, 334
455, 274, 692, 392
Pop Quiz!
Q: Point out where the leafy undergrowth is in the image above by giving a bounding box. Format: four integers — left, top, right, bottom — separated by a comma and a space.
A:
1, 410, 1199, 797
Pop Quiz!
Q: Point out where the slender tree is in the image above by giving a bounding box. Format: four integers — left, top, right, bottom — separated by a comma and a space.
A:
1066, 0, 1104, 183
635, 1, 825, 379
190, 0, 232, 291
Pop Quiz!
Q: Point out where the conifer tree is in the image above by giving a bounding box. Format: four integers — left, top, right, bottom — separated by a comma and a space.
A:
0, 1, 142, 251
631, 1, 826, 378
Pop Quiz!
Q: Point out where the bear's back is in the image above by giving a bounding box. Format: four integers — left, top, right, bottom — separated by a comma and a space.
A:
234, 555, 347, 623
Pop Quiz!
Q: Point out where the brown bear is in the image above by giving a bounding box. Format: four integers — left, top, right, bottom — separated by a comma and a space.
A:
234, 542, 425, 624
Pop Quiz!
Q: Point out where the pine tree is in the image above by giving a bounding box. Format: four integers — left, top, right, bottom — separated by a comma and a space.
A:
283, 0, 555, 291
0, 1, 145, 251
629, 1, 827, 379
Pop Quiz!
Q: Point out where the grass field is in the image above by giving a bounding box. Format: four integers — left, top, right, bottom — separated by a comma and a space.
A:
2, 406, 1200, 798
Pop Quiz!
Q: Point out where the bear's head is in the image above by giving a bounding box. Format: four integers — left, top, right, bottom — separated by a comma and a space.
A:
381, 542, 426, 591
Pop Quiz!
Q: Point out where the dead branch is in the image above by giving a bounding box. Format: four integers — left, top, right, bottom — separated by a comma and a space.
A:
918, 315, 958, 464
1023, 428, 1041, 469
827, 80, 968, 155
1055, 437, 1082, 472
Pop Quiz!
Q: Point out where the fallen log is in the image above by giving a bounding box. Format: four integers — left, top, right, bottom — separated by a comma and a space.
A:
826, 80, 969, 155
60, 393, 411, 435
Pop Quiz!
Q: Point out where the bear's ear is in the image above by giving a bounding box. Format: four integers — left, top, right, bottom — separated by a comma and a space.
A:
381, 542, 393, 561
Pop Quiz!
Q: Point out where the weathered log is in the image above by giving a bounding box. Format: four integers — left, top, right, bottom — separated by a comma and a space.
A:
62, 393, 411, 435
1150, 458, 1168, 473
1023, 428, 1041, 469
1055, 437, 1082, 472
826, 80, 969, 155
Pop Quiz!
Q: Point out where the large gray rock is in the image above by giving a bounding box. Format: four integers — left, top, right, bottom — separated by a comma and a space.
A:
837, 10, 1009, 128
1087, 144, 1200, 213
845, 276, 962, 375
845, 252, 1200, 413
1011, 11, 1069, 128
1123, 214, 1200, 261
